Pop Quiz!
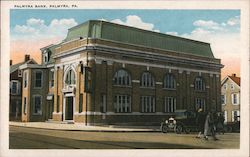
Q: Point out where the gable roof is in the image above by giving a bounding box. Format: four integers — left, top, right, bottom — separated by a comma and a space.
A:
10, 59, 37, 73
221, 74, 240, 87
63, 20, 215, 58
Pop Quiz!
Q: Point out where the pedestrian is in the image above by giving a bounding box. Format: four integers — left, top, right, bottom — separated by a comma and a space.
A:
195, 108, 206, 138
204, 111, 219, 141
216, 112, 225, 134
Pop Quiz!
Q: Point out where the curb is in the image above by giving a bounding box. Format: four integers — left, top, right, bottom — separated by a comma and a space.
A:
10, 124, 161, 133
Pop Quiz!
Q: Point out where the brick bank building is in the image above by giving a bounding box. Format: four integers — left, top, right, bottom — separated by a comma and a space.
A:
20, 20, 223, 125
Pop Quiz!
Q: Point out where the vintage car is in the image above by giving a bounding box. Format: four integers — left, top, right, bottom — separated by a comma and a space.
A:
161, 110, 199, 134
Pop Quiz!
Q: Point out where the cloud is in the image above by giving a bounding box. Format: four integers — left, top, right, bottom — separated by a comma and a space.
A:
109, 15, 159, 32
166, 31, 179, 36
227, 16, 240, 26
12, 18, 78, 41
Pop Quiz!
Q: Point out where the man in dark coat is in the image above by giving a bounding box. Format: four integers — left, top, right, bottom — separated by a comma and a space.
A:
195, 108, 206, 138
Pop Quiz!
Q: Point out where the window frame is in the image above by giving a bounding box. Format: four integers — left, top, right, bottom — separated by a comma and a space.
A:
140, 72, 155, 88
23, 71, 28, 88
195, 98, 206, 111
194, 77, 206, 91
113, 69, 132, 87
34, 70, 43, 88
164, 97, 176, 113
141, 95, 156, 113
114, 94, 131, 113
65, 68, 76, 86
163, 73, 176, 89
23, 97, 27, 115
33, 95, 42, 115
221, 94, 226, 105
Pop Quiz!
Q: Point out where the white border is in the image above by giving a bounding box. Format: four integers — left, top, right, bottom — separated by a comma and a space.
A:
1, 1, 249, 157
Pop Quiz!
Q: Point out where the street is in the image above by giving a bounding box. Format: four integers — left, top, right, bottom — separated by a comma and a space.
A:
9, 126, 239, 149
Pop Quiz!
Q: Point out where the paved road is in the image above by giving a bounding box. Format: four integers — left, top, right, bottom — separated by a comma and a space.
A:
9, 126, 239, 149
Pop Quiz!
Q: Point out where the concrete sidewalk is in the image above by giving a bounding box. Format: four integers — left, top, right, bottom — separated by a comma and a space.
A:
9, 121, 161, 132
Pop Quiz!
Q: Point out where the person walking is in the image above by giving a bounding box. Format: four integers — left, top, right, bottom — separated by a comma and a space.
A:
195, 108, 206, 138
204, 111, 219, 140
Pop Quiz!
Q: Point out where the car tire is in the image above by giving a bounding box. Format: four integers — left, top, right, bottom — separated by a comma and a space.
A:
162, 125, 168, 133
185, 128, 191, 134
176, 125, 183, 134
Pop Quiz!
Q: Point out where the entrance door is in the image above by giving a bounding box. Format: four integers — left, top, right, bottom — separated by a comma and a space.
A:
48, 99, 54, 119
65, 97, 73, 120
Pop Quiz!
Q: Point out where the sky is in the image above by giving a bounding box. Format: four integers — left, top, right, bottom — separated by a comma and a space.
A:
10, 9, 241, 79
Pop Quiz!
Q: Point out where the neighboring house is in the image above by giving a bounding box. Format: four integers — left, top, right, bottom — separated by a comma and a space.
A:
9, 55, 37, 121
20, 20, 223, 125
221, 74, 240, 123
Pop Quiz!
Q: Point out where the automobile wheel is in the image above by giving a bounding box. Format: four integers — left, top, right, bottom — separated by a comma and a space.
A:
176, 125, 183, 134
185, 128, 191, 134
162, 125, 168, 133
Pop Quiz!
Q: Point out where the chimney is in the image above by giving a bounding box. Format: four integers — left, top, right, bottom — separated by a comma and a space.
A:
10, 60, 12, 66
24, 54, 30, 62
232, 73, 236, 77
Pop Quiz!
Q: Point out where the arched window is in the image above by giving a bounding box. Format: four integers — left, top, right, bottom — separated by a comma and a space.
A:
163, 74, 176, 89
113, 69, 131, 86
194, 77, 205, 91
65, 69, 76, 85
141, 72, 155, 87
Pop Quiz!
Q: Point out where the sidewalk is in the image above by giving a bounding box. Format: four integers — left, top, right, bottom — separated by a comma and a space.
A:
9, 121, 160, 132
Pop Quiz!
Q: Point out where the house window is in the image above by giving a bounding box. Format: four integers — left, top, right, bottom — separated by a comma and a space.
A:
230, 83, 234, 90
65, 69, 76, 85
141, 96, 155, 113
223, 84, 227, 90
114, 95, 131, 113
231, 93, 239, 105
35, 71, 42, 88
50, 71, 54, 87
223, 111, 227, 123
113, 69, 131, 86
24, 71, 28, 88
140, 72, 155, 87
10, 80, 20, 95
164, 97, 176, 113
18, 69, 22, 77
57, 95, 60, 112
195, 98, 206, 111
194, 77, 205, 91
221, 95, 226, 105
23, 97, 27, 114
33, 95, 42, 115
163, 74, 176, 89
232, 110, 240, 122
79, 94, 83, 113
100, 94, 107, 113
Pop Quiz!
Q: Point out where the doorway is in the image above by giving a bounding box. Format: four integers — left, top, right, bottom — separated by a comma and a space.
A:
65, 96, 73, 120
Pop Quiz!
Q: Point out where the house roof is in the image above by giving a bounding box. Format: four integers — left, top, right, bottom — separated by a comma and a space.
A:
10, 59, 37, 73
221, 74, 240, 87
63, 20, 215, 58
228, 75, 240, 86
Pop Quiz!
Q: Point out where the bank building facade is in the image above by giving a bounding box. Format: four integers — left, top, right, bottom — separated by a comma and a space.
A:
19, 20, 223, 125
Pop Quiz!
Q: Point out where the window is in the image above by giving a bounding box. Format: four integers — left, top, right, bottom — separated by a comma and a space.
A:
113, 69, 131, 86
194, 77, 205, 91
114, 95, 131, 113
10, 80, 20, 95
195, 98, 206, 111
18, 69, 22, 77
35, 71, 42, 88
33, 95, 42, 115
24, 71, 28, 88
65, 69, 76, 85
100, 94, 107, 113
23, 97, 27, 114
140, 72, 155, 87
163, 74, 176, 89
231, 93, 239, 105
223, 111, 227, 123
232, 110, 240, 122
141, 96, 155, 113
50, 71, 54, 87
223, 84, 227, 90
221, 95, 226, 105
79, 94, 83, 113
230, 83, 234, 90
164, 97, 176, 113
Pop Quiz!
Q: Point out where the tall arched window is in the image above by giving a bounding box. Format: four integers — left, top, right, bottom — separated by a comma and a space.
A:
163, 74, 176, 89
65, 69, 76, 85
113, 69, 131, 86
194, 77, 205, 91
141, 72, 155, 87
